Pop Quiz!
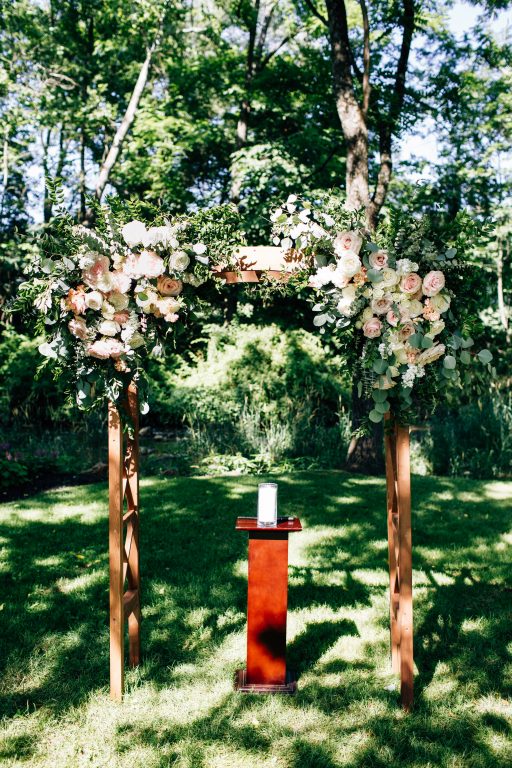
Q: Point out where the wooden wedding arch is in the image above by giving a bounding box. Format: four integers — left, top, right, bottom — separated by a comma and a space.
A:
108, 247, 414, 709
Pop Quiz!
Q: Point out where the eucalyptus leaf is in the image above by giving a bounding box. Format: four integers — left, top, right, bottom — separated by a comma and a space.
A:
375, 400, 390, 414
477, 349, 493, 364
372, 358, 388, 374
367, 268, 384, 283
421, 336, 434, 349
461, 337, 474, 349
460, 350, 471, 365
409, 333, 423, 349
443, 355, 456, 369
372, 390, 388, 403
369, 409, 383, 423
313, 314, 327, 327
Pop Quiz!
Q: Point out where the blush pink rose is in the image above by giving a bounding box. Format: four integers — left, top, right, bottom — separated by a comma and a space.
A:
83, 256, 111, 289
422, 270, 445, 297
386, 309, 399, 326
371, 296, 393, 315
398, 321, 415, 342
68, 317, 88, 340
363, 317, 383, 338
369, 250, 388, 270
334, 231, 362, 255
157, 275, 183, 296
87, 338, 124, 359
114, 310, 130, 325
64, 286, 87, 314
400, 272, 422, 294
165, 313, 180, 323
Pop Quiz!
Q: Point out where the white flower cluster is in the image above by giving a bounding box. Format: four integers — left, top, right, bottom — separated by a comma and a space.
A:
401, 364, 426, 388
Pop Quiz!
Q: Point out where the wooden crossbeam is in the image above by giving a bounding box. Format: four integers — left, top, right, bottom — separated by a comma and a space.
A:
385, 414, 413, 710
108, 382, 141, 701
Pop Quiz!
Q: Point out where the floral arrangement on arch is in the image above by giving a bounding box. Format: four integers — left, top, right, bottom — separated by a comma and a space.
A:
270, 195, 493, 423
15, 203, 244, 411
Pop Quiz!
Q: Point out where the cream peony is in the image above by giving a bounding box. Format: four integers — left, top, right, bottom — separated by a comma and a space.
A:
337, 251, 362, 278
98, 319, 118, 337
422, 270, 445, 297
121, 220, 147, 248
363, 317, 383, 338
408, 299, 424, 318
124, 250, 164, 279
156, 297, 181, 316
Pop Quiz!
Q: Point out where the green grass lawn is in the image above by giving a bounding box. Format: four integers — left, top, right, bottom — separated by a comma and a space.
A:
0, 471, 511, 767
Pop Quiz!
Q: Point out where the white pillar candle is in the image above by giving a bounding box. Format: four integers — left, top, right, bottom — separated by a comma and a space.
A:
257, 483, 278, 526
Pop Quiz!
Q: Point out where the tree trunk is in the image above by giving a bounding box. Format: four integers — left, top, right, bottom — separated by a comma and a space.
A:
497, 237, 509, 339
94, 43, 156, 203
324, 0, 369, 210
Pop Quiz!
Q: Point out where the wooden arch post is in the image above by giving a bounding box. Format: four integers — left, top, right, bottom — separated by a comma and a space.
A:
108, 382, 141, 701
385, 415, 413, 710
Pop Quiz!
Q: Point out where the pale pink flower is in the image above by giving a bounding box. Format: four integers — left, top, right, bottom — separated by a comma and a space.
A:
386, 309, 399, 327
400, 272, 422, 294
369, 250, 388, 270
123, 250, 164, 279
83, 256, 111, 290
87, 338, 124, 359
110, 270, 132, 294
68, 317, 88, 340
363, 317, 383, 338
165, 313, 180, 323
422, 270, 445, 297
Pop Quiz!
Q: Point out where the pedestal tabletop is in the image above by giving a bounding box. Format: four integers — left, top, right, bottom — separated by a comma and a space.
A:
235, 517, 302, 532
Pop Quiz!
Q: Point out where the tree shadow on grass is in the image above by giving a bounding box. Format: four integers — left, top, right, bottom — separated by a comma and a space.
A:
288, 619, 359, 676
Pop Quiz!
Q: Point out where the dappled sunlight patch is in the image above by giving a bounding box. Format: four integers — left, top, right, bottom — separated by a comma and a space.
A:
483, 481, 512, 501
351, 568, 387, 587
55, 571, 105, 600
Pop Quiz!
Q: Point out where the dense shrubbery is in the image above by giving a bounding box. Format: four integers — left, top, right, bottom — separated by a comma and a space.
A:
148, 322, 352, 467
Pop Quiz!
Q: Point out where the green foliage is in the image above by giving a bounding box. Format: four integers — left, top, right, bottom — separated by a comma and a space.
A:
148, 323, 351, 466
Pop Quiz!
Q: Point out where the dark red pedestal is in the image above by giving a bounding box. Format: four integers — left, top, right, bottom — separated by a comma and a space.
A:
235, 516, 302, 694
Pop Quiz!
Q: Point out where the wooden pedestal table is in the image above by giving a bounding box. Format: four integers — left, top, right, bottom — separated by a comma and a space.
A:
235, 517, 302, 694
108, 382, 141, 701
385, 416, 413, 710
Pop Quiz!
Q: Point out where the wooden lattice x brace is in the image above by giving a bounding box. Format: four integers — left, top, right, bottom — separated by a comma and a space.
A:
108, 382, 141, 701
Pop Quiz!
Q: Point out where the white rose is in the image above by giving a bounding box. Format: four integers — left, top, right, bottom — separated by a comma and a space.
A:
381, 268, 399, 288
408, 300, 424, 318
136, 289, 158, 311
429, 293, 451, 314
331, 269, 349, 289
342, 284, 357, 301
361, 307, 373, 321
85, 291, 103, 311
169, 250, 190, 272
337, 296, 354, 316
121, 220, 148, 248
337, 251, 361, 278
101, 301, 115, 319
98, 319, 118, 337
193, 243, 207, 255
426, 319, 445, 337
311, 264, 336, 287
